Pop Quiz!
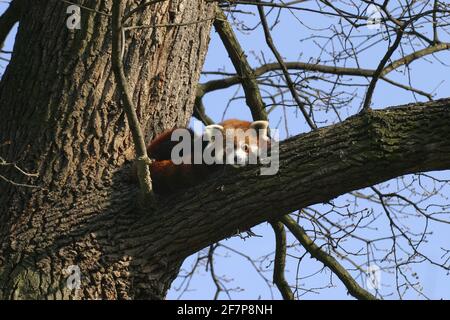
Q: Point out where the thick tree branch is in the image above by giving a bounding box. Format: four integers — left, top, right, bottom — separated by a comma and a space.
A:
280, 215, 376, 300
135, 99, 450, 266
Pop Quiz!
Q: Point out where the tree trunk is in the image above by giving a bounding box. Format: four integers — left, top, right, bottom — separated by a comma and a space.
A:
0, 0, 215, 299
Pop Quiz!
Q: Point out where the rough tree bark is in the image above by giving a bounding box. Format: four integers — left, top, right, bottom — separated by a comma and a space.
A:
0, 1, 449, 300
0, 0, 215, 299
145, 99, 450, 257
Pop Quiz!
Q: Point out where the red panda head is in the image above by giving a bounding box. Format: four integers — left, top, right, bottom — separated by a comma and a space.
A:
203, 120, 270, 166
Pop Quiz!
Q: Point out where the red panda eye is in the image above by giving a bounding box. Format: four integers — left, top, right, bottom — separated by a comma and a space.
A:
242, 144, 249, 152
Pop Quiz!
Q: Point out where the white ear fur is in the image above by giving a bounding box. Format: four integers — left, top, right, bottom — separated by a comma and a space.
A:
250, 120, 269, 139
204, 124, 224, 141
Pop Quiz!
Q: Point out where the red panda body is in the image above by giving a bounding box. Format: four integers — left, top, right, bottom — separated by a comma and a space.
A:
143, 119, 270, 194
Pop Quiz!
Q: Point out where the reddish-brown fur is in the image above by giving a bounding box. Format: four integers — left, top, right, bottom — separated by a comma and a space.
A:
138, 119, 269, 194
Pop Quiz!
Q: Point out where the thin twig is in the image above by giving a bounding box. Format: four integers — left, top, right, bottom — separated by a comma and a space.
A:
124, 17, 216, 30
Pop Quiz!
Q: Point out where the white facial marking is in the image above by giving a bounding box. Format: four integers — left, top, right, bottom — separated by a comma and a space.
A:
235, 147, 248, 165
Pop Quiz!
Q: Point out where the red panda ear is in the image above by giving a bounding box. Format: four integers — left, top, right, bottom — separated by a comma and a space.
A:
250, 120, 269, 139
204, 124, 224, 141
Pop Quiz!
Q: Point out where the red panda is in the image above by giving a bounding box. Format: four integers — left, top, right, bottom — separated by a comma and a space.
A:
140, 119, 270, 194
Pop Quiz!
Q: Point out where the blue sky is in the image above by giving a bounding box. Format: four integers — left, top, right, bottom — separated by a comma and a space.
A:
1, 1, 449, 300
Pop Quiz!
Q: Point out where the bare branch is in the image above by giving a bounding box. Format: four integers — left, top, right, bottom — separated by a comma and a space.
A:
111, 0, 154, 199
270, 220, 294, 300
140, 99, 450, 267
193, 95, 214, 125
257, 1, 317, 130
280, 215, 377, 300
381, 42, 450, 76
214, 8, 267, 120
60, 0, 110, 17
